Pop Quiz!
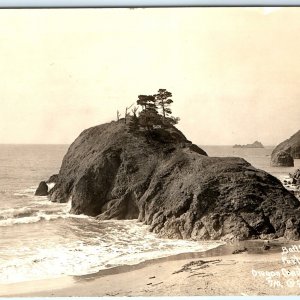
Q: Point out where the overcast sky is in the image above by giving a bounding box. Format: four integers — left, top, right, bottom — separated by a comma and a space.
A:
0, 7, 299, 145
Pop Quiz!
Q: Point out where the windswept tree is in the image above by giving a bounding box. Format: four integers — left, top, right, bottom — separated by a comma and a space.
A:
127, 90, 179, 132
128, 107, 139, 132
124, 103, 134, 124
137, 95, 157, 111
155, 89, 173, 123
154, 89, 179, 126
137, 95, 162, 130
116, 110, 121, 121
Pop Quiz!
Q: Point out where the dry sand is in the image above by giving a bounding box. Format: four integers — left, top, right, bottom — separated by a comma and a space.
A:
2, 241, 300, 296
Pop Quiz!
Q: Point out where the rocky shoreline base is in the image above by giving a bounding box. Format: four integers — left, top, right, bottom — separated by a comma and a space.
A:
2, 239, 300, 297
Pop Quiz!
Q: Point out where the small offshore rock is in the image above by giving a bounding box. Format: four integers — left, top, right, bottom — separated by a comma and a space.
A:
35, 181, 48, 196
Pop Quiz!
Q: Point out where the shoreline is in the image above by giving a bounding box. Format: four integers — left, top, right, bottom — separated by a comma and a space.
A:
2, 239, 298, 297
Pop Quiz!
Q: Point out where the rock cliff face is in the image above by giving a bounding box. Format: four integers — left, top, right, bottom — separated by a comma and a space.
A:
271, 150, 294, 167
271, 130, 300, 166
282, 169, 300, 200
49, 121, 300, 240
292, 169, 300, 185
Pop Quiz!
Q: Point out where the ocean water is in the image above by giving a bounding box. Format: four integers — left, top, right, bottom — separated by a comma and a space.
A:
202, 145, 300, 181
0, 145, 222, 285
0, 144, 299, 285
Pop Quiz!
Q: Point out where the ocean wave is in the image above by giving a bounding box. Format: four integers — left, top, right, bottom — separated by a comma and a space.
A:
13, 193, 32, 198
12, 187, 37, 198
0, 211, 91, 227
0, 207, 36, 220
0, 200, 73, 226
0, 219, 224, 284
0, 213, 68, 226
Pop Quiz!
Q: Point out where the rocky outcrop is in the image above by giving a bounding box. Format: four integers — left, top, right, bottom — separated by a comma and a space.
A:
283, 169, 300, 200
271, 130, 300, 164
47, 174, 59, 184
270, 150, 294, 167
291, 169, 300, 185
233, 141, 264, 148
48, 121, 300, 241
35, 181, 48, 196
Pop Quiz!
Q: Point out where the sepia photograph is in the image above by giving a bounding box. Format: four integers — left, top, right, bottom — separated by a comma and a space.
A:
0, 7, 300, 296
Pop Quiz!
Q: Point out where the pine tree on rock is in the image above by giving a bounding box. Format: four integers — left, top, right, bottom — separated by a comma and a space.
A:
137, 95, 162, 131
155, 89, 179, 126
155, 89, 173, 121
128, 108, 139, 132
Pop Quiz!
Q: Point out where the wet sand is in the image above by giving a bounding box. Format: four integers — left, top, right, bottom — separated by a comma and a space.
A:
2, 240, 300, 296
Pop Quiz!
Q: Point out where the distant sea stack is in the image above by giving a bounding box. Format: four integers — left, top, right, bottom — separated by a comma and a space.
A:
233, 141, 264, 148
46, 121, 300, 241
271, 130, 300, 166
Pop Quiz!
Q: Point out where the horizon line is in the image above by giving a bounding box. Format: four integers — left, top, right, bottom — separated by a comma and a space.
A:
0, 143, 277, 147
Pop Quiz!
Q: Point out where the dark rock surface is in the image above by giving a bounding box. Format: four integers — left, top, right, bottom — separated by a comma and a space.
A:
47, 174, 59, 184
35, 181, 48, 196
270, 150, 294, 167
283, 169, 300, 200
49, 121, 300, 240
271, 130, 300, 162
291, 169, 300, 185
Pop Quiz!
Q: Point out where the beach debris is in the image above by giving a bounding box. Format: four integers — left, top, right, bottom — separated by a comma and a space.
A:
149, 276, 156, 279
172, 259, 221, 274
232, 247, 248, 254
151, 281, 163, 286
187, 272, 211, 278
262, 244, 271, 250
105, 292, 120, 296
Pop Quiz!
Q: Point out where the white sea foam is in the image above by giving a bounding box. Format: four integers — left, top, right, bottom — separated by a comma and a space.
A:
0, 196, 72, 226
0, 219, 223, 284
0, 210, 85, 226
0, 207, 34, 219
47, 182, 55, 191
0, 213, 68, 226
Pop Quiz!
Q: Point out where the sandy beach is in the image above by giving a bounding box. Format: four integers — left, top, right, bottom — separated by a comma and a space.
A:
2, 240, 300, 297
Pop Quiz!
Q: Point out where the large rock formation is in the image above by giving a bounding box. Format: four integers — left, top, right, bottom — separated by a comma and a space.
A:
48, 121, 300, 240
271, 130, 300, 166
270, 150, 294, 167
